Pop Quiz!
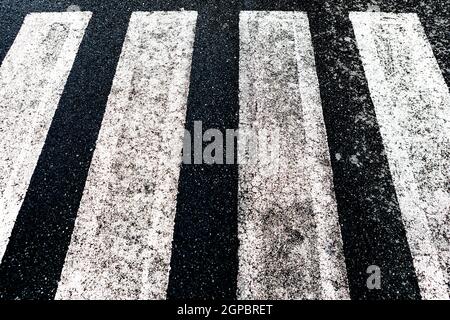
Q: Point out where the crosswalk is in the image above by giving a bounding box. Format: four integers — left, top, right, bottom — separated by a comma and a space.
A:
0, 10, 449, 300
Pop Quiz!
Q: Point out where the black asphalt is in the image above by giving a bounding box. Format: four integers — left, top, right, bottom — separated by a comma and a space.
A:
0, 0, 448, 300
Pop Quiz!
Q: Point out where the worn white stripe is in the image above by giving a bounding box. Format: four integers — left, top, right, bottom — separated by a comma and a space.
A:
350, 12, 450, 300
0, 12, 91, 262
238, 11, 349, 300
56, 11, 197, 300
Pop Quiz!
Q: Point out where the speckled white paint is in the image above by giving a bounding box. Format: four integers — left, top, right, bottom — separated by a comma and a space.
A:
55, 11, 197, 300
351, 12, 450, 300
238, 11, 349, 300
0, 12, 91, 262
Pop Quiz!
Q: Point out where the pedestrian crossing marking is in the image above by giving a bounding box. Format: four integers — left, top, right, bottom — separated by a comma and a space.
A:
351, 12, 450, 299
55, 11, 197, 300
238, 11, 349, 300
0, 10, 448, 300
0, 12, 91, 262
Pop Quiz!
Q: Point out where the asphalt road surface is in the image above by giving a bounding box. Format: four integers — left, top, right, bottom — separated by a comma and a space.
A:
0, 0, 448, 300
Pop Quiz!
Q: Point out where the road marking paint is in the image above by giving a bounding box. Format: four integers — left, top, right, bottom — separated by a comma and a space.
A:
351, 12, 450, 300
56, 11, 197, 299
0, 12, 91, 262
238, 11, 349, 300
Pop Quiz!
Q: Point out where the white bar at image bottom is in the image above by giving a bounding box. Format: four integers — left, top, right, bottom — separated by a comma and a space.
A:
56, 11, 197, 299
0, 12, 92, 262
238, 11, 350, 300
350, 12, 450, 300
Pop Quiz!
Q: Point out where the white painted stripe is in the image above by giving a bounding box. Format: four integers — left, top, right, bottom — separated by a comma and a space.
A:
350, 12, 450, 300
238, 11, 349, 300
55, 11, 197, 300
0, 12, 92, 262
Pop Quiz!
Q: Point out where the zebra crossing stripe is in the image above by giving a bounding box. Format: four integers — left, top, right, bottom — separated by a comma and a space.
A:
0, 8, 130, 300
55, 11, 197, 300
0, 12, 91, 263
308, 8, 421, 299
350, 12, 450, 300
237, 11, 349, 300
